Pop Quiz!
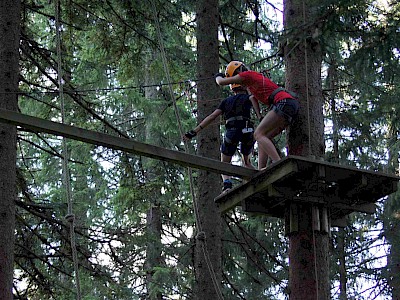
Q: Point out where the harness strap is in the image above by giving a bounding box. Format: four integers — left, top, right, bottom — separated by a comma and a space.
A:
225, 116, 250, 124
268, 87, 298, 103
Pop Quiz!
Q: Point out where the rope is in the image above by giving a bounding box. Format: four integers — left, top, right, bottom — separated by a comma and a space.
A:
55, 2, 82, 299
150, 2, 224, 299
11, 77, 213, 96
149, 1, 199, 226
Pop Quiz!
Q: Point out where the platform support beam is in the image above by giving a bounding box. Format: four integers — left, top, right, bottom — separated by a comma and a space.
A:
214, 155, 398, 300
286, 203, 331, 236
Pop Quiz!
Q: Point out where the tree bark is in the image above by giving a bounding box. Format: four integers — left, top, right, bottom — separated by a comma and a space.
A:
144, 55, 163, 300
385, 123, 400, 300
387, 228, 400, 300
194, 0, 223, 299
0, 0, 20, 299
283, 0, 329, 298
284, 1, 324, 158
329, 59, 348, 300
338, 229, 347, 300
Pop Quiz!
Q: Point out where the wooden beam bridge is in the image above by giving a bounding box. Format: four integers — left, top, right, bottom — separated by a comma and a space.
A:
1, 109, 398, 225
0, 109, 257, 179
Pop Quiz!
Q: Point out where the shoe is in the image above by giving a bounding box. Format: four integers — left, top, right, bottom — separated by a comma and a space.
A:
222, 179, 233, 192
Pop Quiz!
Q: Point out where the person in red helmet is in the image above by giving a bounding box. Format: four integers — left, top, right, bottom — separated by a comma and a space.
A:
214, 60, 300, 169
183, 83, 256, 192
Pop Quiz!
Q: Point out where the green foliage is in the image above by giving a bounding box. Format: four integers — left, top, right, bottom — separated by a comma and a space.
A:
13, 0, 400, 299
221, 213, 288, 298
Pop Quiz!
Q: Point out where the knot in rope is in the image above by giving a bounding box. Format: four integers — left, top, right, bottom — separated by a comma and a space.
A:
65, 213, 75, 223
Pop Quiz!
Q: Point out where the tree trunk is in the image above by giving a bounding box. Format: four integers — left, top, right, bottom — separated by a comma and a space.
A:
329, 59, 348, 300
0, 0, 20, 299
384, 123, 400, 300
387, 231, 400, 299
283, 0, 329, 298
145, 202, 163, 300
338, 229, 347, 300
328, 58, 339, 165
144, 57, 163, 300
194, 0, 223, 299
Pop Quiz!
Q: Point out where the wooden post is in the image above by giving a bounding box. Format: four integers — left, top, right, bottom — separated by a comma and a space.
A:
283, 0, 328, 293
287, 203, 330, 300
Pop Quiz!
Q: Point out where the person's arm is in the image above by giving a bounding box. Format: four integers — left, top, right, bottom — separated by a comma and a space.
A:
215, 74, 244, 86
183, 109, 223, 141
195, 109, 222, 132
249, 95, 262, 120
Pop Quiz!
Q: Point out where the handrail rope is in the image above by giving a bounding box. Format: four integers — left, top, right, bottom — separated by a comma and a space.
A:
11, 55, 391, 97
302, 1, 319, 298
150, 1, 224, 299
55, 1, 82, 299
9, 90, 223, 108
149, 2, 199, 225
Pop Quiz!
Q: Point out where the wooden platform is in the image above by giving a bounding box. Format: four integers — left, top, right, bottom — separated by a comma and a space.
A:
215, 156, 399, 224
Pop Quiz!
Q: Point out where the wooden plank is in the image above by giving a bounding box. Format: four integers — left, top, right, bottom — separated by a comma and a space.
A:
320, 207, 329, 233
0, 109, 258, 179
331, 202, 376, 214
290, 204, 299, 233
215, 155, 399, 216
291, 155, 399, 182
331, 218, 347, 228
215, 158, 299, 213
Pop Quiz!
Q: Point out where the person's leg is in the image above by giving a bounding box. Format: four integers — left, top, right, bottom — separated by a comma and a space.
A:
221, 153, 233, 181
258, 126, 284, 168
221, 153, 234, 191
254, 110, 286, 168
240, 132, 256, 169
220, 129, 238, 192
257, 147, 268, 169
242, 154, 255, 169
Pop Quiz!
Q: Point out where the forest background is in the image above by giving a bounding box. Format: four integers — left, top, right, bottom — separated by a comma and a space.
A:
1, 0, 399, 299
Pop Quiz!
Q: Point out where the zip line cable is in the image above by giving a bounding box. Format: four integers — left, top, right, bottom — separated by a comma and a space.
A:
150, 2, 224, 299
55, 2, 82, 299
8, 77, 212, 96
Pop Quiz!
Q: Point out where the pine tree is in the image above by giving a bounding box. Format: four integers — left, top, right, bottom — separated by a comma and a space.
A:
0, 1, 21, 299
283, 0, 328, 297
194, 0, 223, 299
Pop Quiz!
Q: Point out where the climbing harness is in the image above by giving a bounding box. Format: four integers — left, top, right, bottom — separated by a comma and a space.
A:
225, 118, 254, 134
225, 116, 250, 124
268, 87, 299, 104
